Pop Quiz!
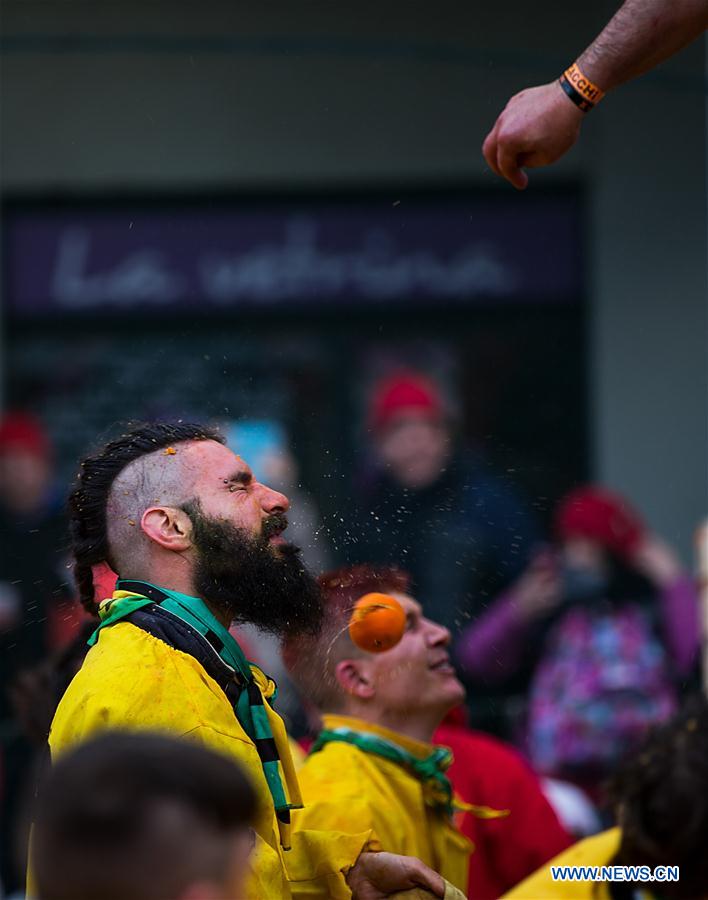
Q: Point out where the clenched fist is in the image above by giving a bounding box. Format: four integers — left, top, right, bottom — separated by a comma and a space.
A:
482, 81, 584, 189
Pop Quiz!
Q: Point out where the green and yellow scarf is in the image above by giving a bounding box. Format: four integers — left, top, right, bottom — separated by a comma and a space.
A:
89, 580, 302, 850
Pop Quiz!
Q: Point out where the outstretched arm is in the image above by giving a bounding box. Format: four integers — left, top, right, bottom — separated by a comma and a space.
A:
576, 0, 708, 91
483, 0, 708, 189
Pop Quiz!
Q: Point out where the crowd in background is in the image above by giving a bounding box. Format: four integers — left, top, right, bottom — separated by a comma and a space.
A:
0, 369, 702, 897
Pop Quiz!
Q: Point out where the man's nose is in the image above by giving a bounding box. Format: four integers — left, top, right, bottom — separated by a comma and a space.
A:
425, 618, 451, 648
257, 482, 289, 514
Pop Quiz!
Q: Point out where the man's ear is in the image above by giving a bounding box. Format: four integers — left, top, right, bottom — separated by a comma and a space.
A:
141, 506, 193, 553
335, 659, 375, 701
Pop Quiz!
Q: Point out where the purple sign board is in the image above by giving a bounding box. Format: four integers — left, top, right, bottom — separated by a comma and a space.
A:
3, 195, 582, 316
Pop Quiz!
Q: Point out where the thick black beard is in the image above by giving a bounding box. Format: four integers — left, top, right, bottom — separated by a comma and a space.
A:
182, 500, 323, 639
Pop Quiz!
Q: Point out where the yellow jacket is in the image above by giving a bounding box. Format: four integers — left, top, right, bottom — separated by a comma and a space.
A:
49, 623, 369, 899
295, 715, 472, 896
503, 828, 637, 899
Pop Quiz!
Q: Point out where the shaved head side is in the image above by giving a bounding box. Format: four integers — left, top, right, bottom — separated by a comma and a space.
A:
106, 442, 204, 577
69, 423, 223, 614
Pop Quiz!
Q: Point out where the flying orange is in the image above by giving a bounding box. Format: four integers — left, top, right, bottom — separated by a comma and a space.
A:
348, 592, 406, 653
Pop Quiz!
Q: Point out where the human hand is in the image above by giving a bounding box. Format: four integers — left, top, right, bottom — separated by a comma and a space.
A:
482, 81, 584, 189
346, 851, 445, 899
514, 550, 563, 621
631, 534, 684, 588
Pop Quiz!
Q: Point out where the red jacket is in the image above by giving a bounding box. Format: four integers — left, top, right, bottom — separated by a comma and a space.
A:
434, 722, 573, 899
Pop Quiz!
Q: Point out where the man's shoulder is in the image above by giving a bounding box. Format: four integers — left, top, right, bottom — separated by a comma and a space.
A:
503, 829, 620, 899
295, 741, 409, 847
83, 620, 210, 682
299, 739, 401, 801
50, 622, 249, 756
300, 739, 369, 783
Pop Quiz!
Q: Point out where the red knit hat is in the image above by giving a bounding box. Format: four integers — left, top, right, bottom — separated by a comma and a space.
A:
555, 486, 645, 560
369, 373, 444, 433
0, 412, 50, 460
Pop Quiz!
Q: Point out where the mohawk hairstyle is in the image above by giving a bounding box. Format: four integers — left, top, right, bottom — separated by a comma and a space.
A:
68, 422, 222, 614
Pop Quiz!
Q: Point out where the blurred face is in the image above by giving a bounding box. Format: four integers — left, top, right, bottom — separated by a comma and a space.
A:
377, 415, 450, 490
0, 449, 50, 513
362, 594, 465, 721
561, 535, 608, 575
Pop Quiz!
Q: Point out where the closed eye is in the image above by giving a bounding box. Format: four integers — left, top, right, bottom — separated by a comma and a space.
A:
224, 470, 253, 493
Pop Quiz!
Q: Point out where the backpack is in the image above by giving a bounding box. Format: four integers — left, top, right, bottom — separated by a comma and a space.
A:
527, 604, 677, 778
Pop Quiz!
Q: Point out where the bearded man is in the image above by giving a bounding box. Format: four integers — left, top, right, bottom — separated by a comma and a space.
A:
48, 423, 446, 899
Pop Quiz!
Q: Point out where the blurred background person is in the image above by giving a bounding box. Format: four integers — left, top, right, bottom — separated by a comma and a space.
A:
345, 371, 538, 634
3, 621, 96, 892
32, 731, 257, 900
505, 694, 708, 900
458, 486, 700, 803
0, 412, 73, 897
341, 371, 540, 735
0, 412, 70, 695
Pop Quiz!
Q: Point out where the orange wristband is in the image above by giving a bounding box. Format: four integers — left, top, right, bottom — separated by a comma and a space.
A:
559, 62, 605, 112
